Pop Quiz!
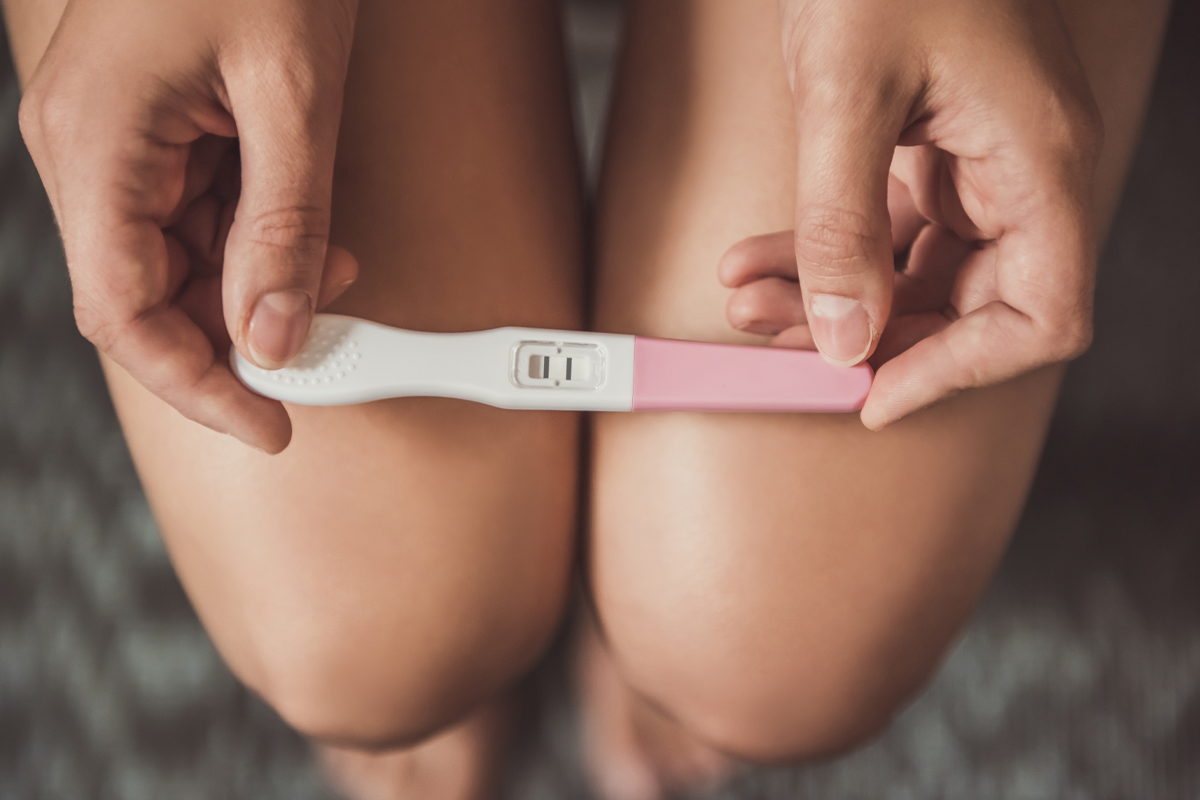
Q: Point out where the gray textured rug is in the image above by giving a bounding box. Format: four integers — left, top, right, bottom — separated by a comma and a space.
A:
2, 1, 1198, 798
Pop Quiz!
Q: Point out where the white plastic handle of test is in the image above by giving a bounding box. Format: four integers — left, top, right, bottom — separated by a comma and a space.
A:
232, 314, 637, 411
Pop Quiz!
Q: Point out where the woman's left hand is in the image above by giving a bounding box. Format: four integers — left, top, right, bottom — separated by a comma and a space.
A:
721, 0, 1102, 429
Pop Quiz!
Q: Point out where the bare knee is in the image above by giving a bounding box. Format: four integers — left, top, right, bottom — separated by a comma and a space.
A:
644, 658, 905, 763
593, 513, 958, 763
596, 541, 955, 764
608, 617, 925, 764
201, 472, 580, 753
255, 542, 567, 749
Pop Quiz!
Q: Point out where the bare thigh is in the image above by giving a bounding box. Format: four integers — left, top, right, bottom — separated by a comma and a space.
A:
588, 0, 1170, 761
6, 0, 584, 749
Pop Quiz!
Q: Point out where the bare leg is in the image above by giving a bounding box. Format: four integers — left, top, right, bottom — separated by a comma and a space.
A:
318, 698, 514, 800
581, 0, 1171, 796
574, 608, 732, 800
4, 0, 582, 797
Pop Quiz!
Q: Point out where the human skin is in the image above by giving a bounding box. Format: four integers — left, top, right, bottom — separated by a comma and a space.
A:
766, 0, 1103, 431
0, 0, 1172, 799
5, 0, 586, 752
584, 0, 1169, 795
9, 0, 361, 454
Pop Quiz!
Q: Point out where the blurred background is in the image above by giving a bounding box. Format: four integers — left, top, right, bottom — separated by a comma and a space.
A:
1, 1, 1197, 798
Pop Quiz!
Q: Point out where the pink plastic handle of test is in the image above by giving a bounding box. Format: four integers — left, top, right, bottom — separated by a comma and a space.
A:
632, 337, 872, 413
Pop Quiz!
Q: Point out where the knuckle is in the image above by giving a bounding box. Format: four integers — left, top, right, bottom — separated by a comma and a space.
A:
72, 301, 123, 353
16, 89, 43, 143
1034, 284, 1094, 363
249, 14, 351, 111
793, 207, 884, 278
269, 55, 322, 112
1040, 87, 1104, 167
242, 205, 329, 254
783, 22, 911, 123
18, 82, 74, 154
1074, 94, 1105, 156
22, 83, 76, 149
948, 314, 993, 387
1049, 315, 1093, 362
1062, 103, 1103, 167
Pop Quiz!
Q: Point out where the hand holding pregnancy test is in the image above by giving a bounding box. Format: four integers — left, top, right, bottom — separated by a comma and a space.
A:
232, 314, 872, 413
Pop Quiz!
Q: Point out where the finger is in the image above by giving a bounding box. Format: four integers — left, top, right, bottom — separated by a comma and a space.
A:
891, 223, 973, 314
861, 229, 1091, 430
887, 171, 926, 256
866, 132, 1096, 427
20, 35, 293, 452
168, 148, 241, 273
170, 193, 228, 273
175, 272, 229, 348
949, 245, 1002, 316
718, 231, 797, 287
867, 311, 952, 367
76, 214, 293, 452
860, 302, 1021, 429
726, 277, 806, 335
889, 145, 981, 242
164, 135, 235, 228
790, 66, 912, 366
221, 65, 347, 369
315, 244, 359, 311
769, 324, 816, 351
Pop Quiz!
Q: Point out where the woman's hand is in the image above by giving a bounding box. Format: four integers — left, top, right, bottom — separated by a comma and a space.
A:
18, 0, 360, 453
722, 0, 1102, 429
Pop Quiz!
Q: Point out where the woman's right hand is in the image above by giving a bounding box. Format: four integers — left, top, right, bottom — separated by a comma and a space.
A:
18, 0, 361, 453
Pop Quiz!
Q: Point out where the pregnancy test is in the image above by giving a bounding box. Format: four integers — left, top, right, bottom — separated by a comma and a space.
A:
231, 313, 872, 412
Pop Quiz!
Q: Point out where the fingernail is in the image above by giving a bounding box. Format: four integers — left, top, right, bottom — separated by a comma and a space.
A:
808, 293, 873, 365
248, 289, 312, 368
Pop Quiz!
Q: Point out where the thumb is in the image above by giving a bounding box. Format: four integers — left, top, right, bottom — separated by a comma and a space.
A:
791, 77, 907, 367
223, 73, 345, 370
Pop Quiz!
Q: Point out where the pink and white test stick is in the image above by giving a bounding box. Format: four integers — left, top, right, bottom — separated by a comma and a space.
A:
232, 314, 872, 412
